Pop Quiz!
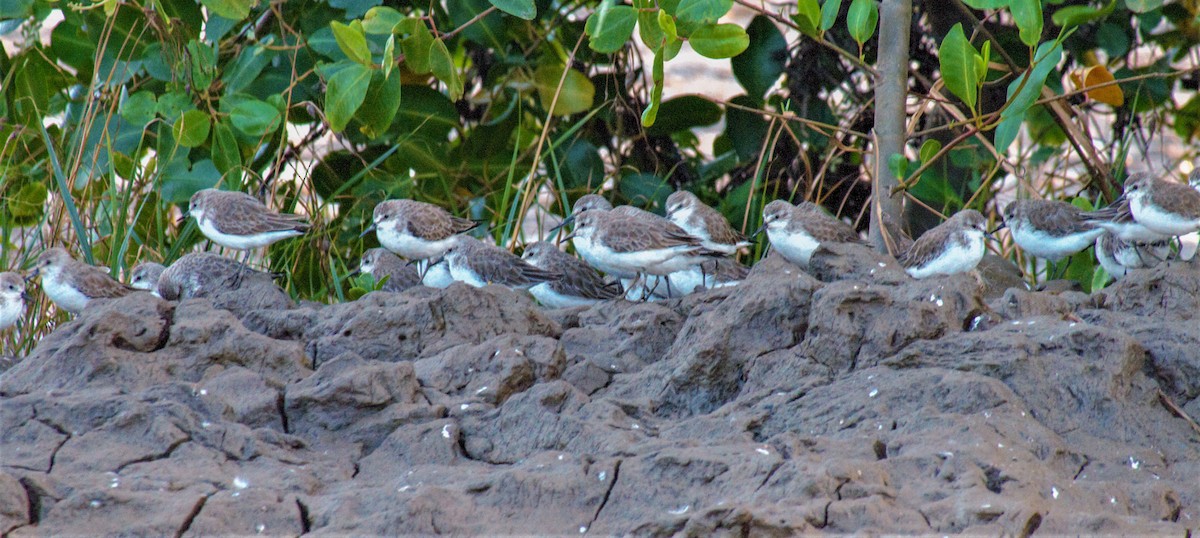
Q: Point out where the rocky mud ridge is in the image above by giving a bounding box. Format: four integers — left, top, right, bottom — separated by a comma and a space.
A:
1, 246, 1198, 535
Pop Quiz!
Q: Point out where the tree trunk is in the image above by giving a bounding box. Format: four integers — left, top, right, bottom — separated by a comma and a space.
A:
871, 0, 913, 255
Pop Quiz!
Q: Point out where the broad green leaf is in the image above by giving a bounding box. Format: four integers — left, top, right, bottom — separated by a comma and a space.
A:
324, 63, 373, 132
161, 158, 221, 204
638, 9, 665, 46
452, 0, 506, 50
1010, 0, 1043, 47
793, 0, 821, 37
1091, 266, 1110, 290
361, 6, 404, 34
919, 139, 941, 164
172, 109, 211, 147
887, 153, 909, 180
689, 23, 749, 58
846, 0, 878, 48
200, 0, 252, 21
222, 44, 274, 95
724, 94, 768, 161
120, 91, 157, 125
556, 139, 605, 189
675, 0, 733, 35
330, 0, 381, 21
1052, 0, 1115, 29
331, 20, 372, 65
646, 94, 723, 135
658, 10, 678, 41
187, 39, 217, 90
938, 23, 979, 112
618, 172, 671, 208
397, 20, 434, 74
820, 0, 842, 32
356, 70, 402, 137
392, 85, 459, 141
1125, 0, 1163, 13
958, 0, 1007, 7
585, 2, 637, 53
211, 121, 241, 175
383, 35, 395, 79
732, 15, 787, 98
8, 181, 48, 220
489, 0, 535, 20
230, 98, 282, 137
534, 64, 596, 116
642, 48, 665, 126
994, 40, 1063, 152
429, 38, 463, 100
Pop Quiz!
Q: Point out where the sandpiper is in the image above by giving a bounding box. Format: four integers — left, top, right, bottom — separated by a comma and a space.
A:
758, 200, 862, 267
354, 248, 421, 292
999, 199, 1104, 264
898, 210, 991, 279
521, 241, 622, 308
365, 199, 478, 264
186, 189, 309, 280
157, 252, 276, 300
635, 257, 750, 300
665, 190, 749, 255
1081, 197, 1171, 244
1094, 233, 1170, 280
129, 262, 166, 292
441, 236, 559, 289
422, 259, 455, 289
563, 210, 722, 296
0, 272, 27, 331
1123, 173, 1200, 236
31, 248, 137, 314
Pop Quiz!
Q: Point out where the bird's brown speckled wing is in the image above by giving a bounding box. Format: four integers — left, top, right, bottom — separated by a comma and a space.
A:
404, 204, 478, 241
1028, 201, 1097, 236
898, 224, 953, 269
468, 244, 559, 287
209, 192, 310, 235
69, 263, 135, 299
1147, 181, 1200, 217
376, 256, 421, 291
696, 204, 748, 245
600, 216, 700, 253
795, 203, 862, 243
545, 251, 622, 300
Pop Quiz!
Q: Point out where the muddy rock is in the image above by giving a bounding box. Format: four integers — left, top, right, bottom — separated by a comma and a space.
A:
1, 253, 1197, 535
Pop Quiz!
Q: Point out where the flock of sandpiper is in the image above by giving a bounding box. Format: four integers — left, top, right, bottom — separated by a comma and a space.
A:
1, 170, 1198, 335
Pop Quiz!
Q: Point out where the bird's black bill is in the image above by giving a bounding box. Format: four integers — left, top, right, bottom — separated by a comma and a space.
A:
24, 268, 39, 281
548, 213, 575, 234
751, 224, 767, 238
176, 211, 189, 225
989, 222, 1007, 234
360, 223, 377, 237
558, 230, 576, 243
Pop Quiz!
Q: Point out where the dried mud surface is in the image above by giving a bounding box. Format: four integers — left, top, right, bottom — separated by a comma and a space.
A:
2, 248, 1198, 535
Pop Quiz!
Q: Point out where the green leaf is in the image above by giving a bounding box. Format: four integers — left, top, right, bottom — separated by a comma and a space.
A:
383, 34, 395, 79
585, 2, 637, 53
887, 153, 909, 179
356, 70, 402, 138
556, 139, 605, 189
489, 0, 536, 20
397, 19, 434, 74
200, 0, 253, 21
958, 0, 1007, 7
689, 23, 749, 58
210, 121, 241, 175
429, 38, 463, 100
724, 94, 768, 161
618, 172, 671, 208
172, 109, 211, 148
846, 0, 878, 47
324, 63, 373, 132
793, 0, 821, 37
331, 20, 372, 65
230, 98, 282, 137
1091, 265, 1110, 290
638, 8, 666, 46
1125, 0, 1163, 13
361, 6, 404, 34
8, 181, 48, 220
534, 64, 596, 116
820, 0, 842, 32
1010, 0, 1043, 47
392, 85, 458, 141
994, 40, 1062, 152
1052, 0, 1115, 29
120, 91, 157, 125
161, 158, 222, 204
919, 139, 941, 164
222, 44, 274, 95
645, 94, 723, 136
642, 48, 665, 127
675, 0, 733, 35
732, 15, 787, 98
938, 23, 979, 112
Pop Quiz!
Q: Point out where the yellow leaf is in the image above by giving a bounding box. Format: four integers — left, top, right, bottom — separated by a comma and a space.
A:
1070, 65, 1123, 107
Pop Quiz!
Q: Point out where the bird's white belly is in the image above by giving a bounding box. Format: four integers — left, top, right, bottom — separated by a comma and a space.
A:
907, 237, 984, 279
768, 229, 819, 266
1179, 231, 1199, 261
1131, 199, 1200, 236
422, 263, 455, 288
198, 218, 299, 250
573, 237, 638, 279
529, 284, 601, 309
42, 274, 90, 313
378, 228, 455, 260
0, 296, 23, 329
1010, 225, 1102, 261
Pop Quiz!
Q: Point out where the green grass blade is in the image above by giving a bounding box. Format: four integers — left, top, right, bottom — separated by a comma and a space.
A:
39, 123, 93, 263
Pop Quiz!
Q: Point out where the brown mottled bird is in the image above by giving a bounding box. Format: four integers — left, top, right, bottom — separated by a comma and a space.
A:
758, 200, 862, 267
898, 210, 991, 279
354, 248, 422, 292
366, 199, 478, 262
185, 189, 310, 280
521, 241, 622, 308
665, 190, 749, 255
156, 252, 277, 300
999, 199, 1103, 263
441, 236, 559, 289
31, 248, 136, 314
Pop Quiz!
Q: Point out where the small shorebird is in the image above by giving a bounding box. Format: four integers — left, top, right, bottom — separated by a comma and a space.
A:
156, 252, 277, 300
353, 248, 421, 292
665, 190, 749, 255
0, 272, 27, 331
129, 262, 166, 292
521, 241, 622, 308
441, 236, 559, 289
1094, 233, 1170, 280
365, 199, 478, 269
758, 200, 862, 267
898, 210, 991, 279
999, 199, 1104, 279
1123, 173, 1200, 237
185, 189, 309, 281
30, 248, 136, 314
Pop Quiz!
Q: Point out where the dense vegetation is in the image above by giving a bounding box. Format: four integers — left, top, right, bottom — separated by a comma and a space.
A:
2, 0, 1198, 354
